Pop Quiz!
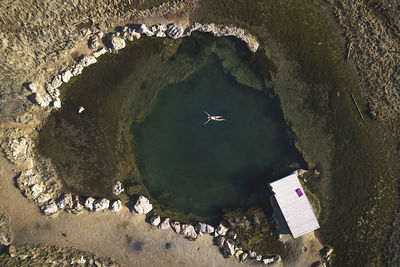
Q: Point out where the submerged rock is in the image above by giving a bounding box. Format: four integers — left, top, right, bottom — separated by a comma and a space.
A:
166, 23, 183, 39
181, 224, 197, 239
133, 195, 152, 214
196, 222, 214, 234
158, 218, 170, 230
113, 181, 124, 195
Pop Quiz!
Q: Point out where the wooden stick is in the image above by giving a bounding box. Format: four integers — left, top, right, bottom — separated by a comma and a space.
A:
346, 42, 352, 61
351, 94, 364, 120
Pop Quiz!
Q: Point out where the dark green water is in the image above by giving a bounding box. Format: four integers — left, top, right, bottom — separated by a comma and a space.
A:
132, 54, 305, 218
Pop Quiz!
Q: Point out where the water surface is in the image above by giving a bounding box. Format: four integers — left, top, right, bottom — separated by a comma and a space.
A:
133, 54, 305, 219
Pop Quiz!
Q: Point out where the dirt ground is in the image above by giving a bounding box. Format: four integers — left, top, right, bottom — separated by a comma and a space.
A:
0, 154, 323, 266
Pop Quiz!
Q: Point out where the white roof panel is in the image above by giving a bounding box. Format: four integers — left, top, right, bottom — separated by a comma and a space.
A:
269, 172, 320, 238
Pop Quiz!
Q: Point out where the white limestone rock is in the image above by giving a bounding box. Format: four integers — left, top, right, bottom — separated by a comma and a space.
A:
51, 75, 63, 88
111, 200, 122, 212
78, 106, 85, 113
84, 197, 95, 211
214, 236, 225, 247
249, 251, 257, 258
0, 233, 10, 246
171, 221, 181, 233
27, 83, 37, 92
10, 138, 27, 158
166, 23, 183, 39
196, 222, 214, 234
43, 201, 58, 215
79, 55, 97, 67
30, 184, 43, 198
135, 24, 153, 36
256, 255, 262, 261
235, 249, 243, 258
262, 257, 275, 265
224, 240, 235, 256
51, 97, 61, 109
158, 218, 170, 230
61, 70, 72, 83
181, 224, 197, 239
216, 224, 228, 235
93, 48, 107, 58
94, 198, 110, 211
71, 64, 83, 76
113, 181, 124, 195
37, 193, 51, 204
150, 215, 161, 226
151, 24, 167, 37
133, 195, 152, 214
110, 36, 126, 51
32, 93, 49, 107
240, 253, 248, 262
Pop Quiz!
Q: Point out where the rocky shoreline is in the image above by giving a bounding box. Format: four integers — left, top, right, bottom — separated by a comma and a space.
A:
0, 21, 290, 265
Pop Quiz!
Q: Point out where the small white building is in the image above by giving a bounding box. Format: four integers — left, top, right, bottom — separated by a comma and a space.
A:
269, 171, 320, 238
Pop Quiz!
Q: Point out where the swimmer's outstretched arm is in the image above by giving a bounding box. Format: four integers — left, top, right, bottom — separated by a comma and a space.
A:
203, 118, 211, 125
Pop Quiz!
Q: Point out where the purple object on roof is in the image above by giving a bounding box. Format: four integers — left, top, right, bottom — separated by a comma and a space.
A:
295, 188, 303, 197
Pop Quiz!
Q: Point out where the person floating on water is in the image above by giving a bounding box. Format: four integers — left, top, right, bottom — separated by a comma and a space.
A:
204, 111, 225, 125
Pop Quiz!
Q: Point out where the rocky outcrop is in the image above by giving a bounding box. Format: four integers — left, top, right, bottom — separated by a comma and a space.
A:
133, 195, 152, 214
184, 22, 259, 52
181, 224, 197, 239
166, 23, 183, 39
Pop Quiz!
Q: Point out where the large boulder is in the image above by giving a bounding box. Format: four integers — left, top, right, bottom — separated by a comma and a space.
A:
134, 24, 153, 36
110, 36, 126, 51
166, 23, 183, 39
196, 222, 214, 234
50, 75, 63, 88
224, 240, 235, 256
0, 232, 10, 246
30, 184, 43, 198
181, 224, 197, 239
93, 198, 110, 211
61, 70, 72, 83
71, 64, 83, 76
111, 200, 122, 212
78, 55, 97, 67
84, 197, 95, 211
214, 236, 225, 247
171, 221, 181, 233
113, 181, 124, 195
158, 218, 170, 230
27, 83, 37, 93
43, 201, 58, 215
216, 224, 228, 235
149, 215, 161, 226
93, 48, 107, 58
133, 195, 153, 214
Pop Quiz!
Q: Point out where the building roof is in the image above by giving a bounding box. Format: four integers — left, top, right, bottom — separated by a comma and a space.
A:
269, 172, 320, 238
